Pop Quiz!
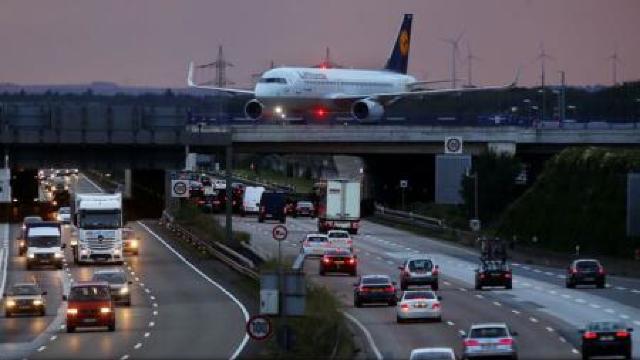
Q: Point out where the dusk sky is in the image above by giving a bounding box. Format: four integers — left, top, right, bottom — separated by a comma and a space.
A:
1, 0, 638, 88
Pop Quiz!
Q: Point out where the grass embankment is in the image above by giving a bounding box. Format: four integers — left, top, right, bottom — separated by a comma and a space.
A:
235, 168, 315, 194
407, 202, 469, 229
173, 206, 356, 359
496, 147, 640, 258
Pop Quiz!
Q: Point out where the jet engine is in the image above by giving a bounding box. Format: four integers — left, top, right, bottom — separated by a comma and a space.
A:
351, 99, 384, 121
244, 99, 264, 120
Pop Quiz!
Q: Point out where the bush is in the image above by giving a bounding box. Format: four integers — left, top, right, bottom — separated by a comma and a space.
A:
174, 202, 250, 248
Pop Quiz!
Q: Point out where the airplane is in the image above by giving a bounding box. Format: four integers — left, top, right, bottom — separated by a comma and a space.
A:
187, 14, 518, 121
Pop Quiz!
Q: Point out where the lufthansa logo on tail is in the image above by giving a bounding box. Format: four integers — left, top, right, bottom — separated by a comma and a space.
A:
399, 30, 410, 56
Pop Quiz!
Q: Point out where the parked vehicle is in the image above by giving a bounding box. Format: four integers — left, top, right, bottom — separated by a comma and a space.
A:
319, 249, 357, 276
64, 281, 116, 333
396, 290, 442, 323
3, 283, 47, 317
258, 191, 287, 223
580, 321, 632, 360
566, 259, 606, 289
475, 260, 512, 290
399, 256, 439, 291
353, 275, 397, 307
317, 179, 361, 234
462, 323, 518, 360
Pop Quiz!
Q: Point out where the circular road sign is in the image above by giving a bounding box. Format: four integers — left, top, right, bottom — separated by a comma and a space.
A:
446, 137, 462, 153
173, 181, 188, 196
272, 225, 288, 241
246, 315, 272, 341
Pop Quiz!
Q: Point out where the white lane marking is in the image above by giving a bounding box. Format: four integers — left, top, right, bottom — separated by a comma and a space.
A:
153, 310, 158, 316
529, 317, 538, 323
631, 289, 640, 294
443, 281, 451, 286
619, 314, 630, 320
82, 173, 105, 192
144, 288, 150, 294
614, 286, 627, 291
60, 324, 66, 330
546, 327, 554, 332
148, 321, 155, 327
590, 304, 601, 309
634, 321, 640, 326
561, 294, 571, 299
376, 256, 382, 260
559, 336, 567, 343
130, 271, 136, 276
138, 222, 250, 360
134, 343, 142, 350
153, 303, 158, 307
557, 275, 564, 279
458, 330, 466, 336
37, 346, 46, 352
139, 283, 145, 287
493, 301, 502, 307
135, 277, 140, 282
150, 295, 155, 300
549, 290, 557, 295
144, 332, 150, 338
446, 321, 455, 326
474, 294, 484, 299
571, 349, 580, 355
544, 272, 554, 276
386, 260, 393, 265
459, 288, 467, 292
523, 266, 530, 270
120, 355, 130, 360
511, 310, 520, 315
341, 311, 383, 360
575, 298, 586, 304
50, 335, 57, 341
533, 269, 542, 273
605, 308, 615, 314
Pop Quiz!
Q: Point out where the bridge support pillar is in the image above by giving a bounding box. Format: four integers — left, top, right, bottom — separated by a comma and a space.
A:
487, 142, 516, 156
123, 169, 132, 199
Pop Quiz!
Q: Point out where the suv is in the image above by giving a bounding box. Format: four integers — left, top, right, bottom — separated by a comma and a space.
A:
462, 323, 518, 359
91, 269, 133, 306
258, 191, 287, 223
4, 283, 47, 317
399, 256, 439, 291
353, 275, 397, 307
64, 281, 115, 333
566, 259, 605, 289
475, 260, 512, 290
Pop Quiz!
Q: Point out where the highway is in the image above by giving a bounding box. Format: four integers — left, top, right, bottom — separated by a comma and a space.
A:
0, 175, 250, 360
230, 214, 640, 359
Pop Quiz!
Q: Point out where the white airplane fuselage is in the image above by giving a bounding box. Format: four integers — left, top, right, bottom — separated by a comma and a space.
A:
254, 67, 416, 113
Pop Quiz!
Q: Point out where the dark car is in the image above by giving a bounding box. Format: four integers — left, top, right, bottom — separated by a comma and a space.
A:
475, 260, 512, 290
4, 283, 47, 317
353, 275, 397, 307
581, 321, 632, 360
566, 259, 605, 289
258, 191, 287, 223
399, 257, 439, 291
293, 201, 316, 218
319, 249, 357, 276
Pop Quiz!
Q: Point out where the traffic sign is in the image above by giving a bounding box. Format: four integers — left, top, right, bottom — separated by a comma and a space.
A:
171, 180, 189, 198
400, 180, 408, 188
272, 225, 288, 241
444, 136, 463, 154
246, 315, 272, 341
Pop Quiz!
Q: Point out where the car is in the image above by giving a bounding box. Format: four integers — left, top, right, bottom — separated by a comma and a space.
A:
580, 321, 632, 360
122, 227, 140, 255
91, 268, 132, 306
353, 275, 397, 307
258, 191, 287, 223
293, 201, 315, 218
409, 348, 456, 360
327, 230, 353, 252
566, 259, 605, 289
320, 249, 357, 276
64, 281, 116, 333
3, 283, 47, 317
474, 260, 512, 290
213, 179, 226, 190
57, 206, 72, 224
18, 216, 43, 256
462, 323, 518, 360
301, 233, 330, 257
399, 256, 440, 291
396, 290, 442, 323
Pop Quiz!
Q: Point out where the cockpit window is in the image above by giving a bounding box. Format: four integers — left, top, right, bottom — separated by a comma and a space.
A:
259, 77, 287, 84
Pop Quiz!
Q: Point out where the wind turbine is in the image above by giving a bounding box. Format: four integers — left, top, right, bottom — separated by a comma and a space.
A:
464, 42, 482, 87
533, 42, 554, 121
607, 47, 622, 85
442, 31, 465, 88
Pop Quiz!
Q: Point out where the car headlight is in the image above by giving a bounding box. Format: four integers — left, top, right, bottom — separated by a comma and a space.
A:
33, 299, 43, 306
114, 248, 122, 255
27, 253, 35, 259
130, 240, 138, 248
80, 249, 89, 255
19, 240, 25, 247
70, 239, 77, 246
100, 307, 111, 314
6, 300, 16, 307
54, 252, 64, 258
119, 287, 129, 295
67, 308, 78, 315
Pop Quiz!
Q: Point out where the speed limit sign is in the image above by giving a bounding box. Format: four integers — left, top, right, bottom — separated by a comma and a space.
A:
246, 315, 272, 341
272, 225, 288, 242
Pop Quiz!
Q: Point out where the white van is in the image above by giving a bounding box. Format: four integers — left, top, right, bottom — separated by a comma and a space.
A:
242, 186, 265, 216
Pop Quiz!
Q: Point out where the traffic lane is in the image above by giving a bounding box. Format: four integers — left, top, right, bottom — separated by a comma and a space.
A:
359, 219, 640, 310
75, 174, 103, 193
29, 224, 153, 360
123, 221, 247, 359
0, 223, 63, 347
241, 218, 578, 360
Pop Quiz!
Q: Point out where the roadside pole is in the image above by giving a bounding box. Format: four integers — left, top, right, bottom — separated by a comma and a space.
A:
225, 145, 233, 243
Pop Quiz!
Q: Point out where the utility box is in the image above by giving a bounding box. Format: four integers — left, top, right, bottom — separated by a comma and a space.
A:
260, 289, 279, 315
435, 154, 472, 204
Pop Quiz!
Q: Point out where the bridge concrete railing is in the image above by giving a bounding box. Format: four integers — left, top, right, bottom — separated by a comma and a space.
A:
374, 204, 447, 231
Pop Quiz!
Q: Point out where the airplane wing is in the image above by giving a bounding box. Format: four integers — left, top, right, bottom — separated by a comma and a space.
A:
187, 61, 254, 95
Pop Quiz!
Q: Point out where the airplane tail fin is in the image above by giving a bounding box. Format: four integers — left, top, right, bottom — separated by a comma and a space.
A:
384, 14, 413, 74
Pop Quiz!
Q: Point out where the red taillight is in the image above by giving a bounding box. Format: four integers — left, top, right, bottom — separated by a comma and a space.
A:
480, 274, 486, 279
583, 331, 598, 340
432, 268, 439, 276
498, 338, 513, 345
400, 304, 409, 311
352, 222, 358, 228
384, 285, 395, 293
315, 108, 327, 117
464, 339, 480, 347
505, 272, 512, 279
432, 302, 441, 310
348, 258, 356, 265
358, 286, 369, 293
347, 239, 353, 245
616, 331, 630, 338
322, 257, 331, 264
598, 266, 606, 275
570, 268, 577, 274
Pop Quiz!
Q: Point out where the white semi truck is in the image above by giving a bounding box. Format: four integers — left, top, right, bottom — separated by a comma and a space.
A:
317, 179, 361, 234
72, 193, 124, 265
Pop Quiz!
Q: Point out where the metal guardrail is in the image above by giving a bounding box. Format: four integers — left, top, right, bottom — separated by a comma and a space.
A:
159, 210, 258, 280
374, 204, 447, 231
